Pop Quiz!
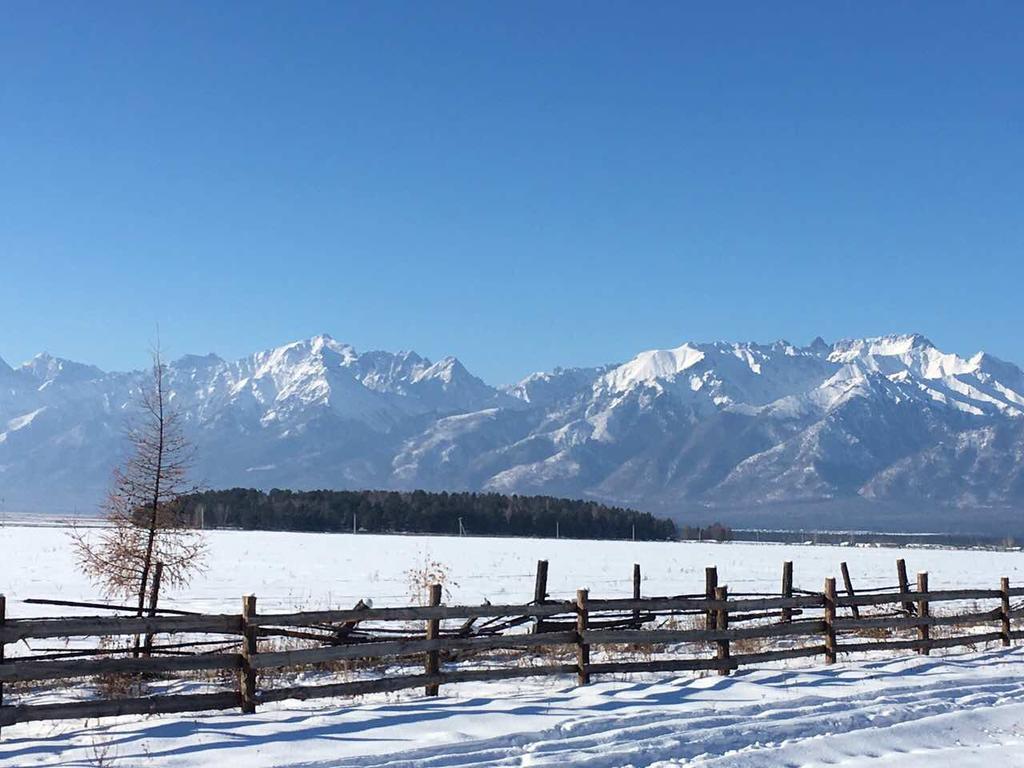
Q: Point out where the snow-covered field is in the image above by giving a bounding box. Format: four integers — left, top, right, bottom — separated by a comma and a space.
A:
3, 525, 1024, 767
5, 525, 1024, 616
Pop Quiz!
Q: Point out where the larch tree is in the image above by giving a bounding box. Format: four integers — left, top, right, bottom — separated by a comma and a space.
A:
71, 348, 206, 622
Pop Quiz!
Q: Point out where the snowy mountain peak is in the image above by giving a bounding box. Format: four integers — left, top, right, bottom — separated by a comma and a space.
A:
19, 353, 104, 385
601, 343, 705, 392
252, 335, 358, 380
415, 356, 467, 385
598, 339, 831, 404
308, 333, 353, 356
969, 351, 1024, 384
827, 334, 980, 381
829, 333, 933, 359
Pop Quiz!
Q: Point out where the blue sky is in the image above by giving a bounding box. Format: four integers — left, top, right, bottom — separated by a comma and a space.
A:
1, 3, 1022, 384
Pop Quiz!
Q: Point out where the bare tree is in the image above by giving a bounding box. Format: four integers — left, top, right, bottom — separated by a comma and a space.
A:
72, 348, 206, 621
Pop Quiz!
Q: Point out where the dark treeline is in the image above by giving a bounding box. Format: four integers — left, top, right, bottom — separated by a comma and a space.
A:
679, 522, 733, 541
179, 488, 678, 541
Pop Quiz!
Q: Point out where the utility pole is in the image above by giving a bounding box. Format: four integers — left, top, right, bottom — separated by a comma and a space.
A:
556, 520, 560, 539
352, 513, 357, 534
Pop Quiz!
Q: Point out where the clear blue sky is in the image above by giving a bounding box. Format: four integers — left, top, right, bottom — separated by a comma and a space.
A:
2, 3, 1022, 384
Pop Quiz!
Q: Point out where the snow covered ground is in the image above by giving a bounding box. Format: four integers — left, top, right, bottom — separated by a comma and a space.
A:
3, 525, 1024, 766
4, 525, 1024, 617
5, 649, 1024, 767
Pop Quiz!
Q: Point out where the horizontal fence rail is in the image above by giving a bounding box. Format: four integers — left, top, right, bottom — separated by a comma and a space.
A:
0, 614, 243, 644
1, 558, 1020, 732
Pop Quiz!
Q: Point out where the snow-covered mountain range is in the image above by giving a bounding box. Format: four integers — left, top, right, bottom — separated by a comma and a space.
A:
3, 333, 1023, 532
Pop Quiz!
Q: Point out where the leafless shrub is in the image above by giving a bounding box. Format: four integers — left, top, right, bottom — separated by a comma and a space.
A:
86, 735, 118, 767
405, 556, 458, 605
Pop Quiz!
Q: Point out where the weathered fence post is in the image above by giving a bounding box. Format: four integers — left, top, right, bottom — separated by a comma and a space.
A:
714, 585, 730, 676
824, 577, 837, 665
781, 561, 793, 623
916, 572, 930, 655
576, 588, 590, 685
897, 559, 915, 616
705, 567, 718, 631
1001, 577, 1012, 647
142, 561, 164, 658
533, 560, 549, 604
425, 583, 442, 696
0, 594, 5, 737
839, 562, 860, 619
533, 560, 549, 634
632, 563, 642, 628
240, 595, 258, 714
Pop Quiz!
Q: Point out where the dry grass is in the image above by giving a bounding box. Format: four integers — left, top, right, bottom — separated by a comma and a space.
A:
503, 643, 574, 668
253, 633, 397, 689
93, 670, 149, 700
660, 613, 704, 632
854, 625, 898, 640
731, 635, 770, 655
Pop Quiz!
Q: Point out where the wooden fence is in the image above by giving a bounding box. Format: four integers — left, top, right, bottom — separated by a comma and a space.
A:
2, 558, 1023, 732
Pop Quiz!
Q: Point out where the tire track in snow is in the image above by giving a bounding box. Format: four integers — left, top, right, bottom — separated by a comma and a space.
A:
310, 663, 1024, 768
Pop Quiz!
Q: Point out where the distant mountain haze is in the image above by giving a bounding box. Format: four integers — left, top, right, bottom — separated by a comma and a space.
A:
2, 333, 1023, 534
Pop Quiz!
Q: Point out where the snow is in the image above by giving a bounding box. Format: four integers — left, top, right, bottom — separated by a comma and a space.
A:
4, 525, 1023, 616
3, 526, 1024, 765
6, 649, 1024, 767
485, 449, 582, 491
601, 344, 707, 391
5, 407, 47, 432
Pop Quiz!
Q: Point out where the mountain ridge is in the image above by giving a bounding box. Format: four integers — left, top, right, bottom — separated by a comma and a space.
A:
2, 332, 1022, 532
